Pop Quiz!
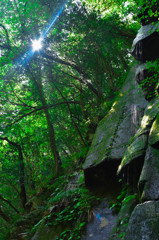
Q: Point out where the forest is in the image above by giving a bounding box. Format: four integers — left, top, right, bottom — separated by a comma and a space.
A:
0, 0, 159, 239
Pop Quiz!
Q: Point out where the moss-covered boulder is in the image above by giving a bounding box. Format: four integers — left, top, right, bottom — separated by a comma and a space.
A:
124, 201, 159, 240
139, 146, 159, 201
118, 97, 159, 174
149, 113, 159, 148
83, 67, 147, 171
132, 22, 159, 61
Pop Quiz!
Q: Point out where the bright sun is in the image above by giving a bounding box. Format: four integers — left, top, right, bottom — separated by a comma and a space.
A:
31, 38, 43, 51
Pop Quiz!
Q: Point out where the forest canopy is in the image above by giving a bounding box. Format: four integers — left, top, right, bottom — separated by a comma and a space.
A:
0, 0, 146, 238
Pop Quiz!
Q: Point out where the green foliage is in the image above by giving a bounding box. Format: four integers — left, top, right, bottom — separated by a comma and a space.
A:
110, 184, 136, 213
135, 0, 159, 24
31, 178, 98, 240
0, 0, 139, 237
138, 59, 159, 100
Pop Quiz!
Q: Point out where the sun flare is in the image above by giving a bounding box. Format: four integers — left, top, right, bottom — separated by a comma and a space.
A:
31, 38, 43, 51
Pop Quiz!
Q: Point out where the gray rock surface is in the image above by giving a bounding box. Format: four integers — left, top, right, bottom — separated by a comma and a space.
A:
132, 22, 159, 61
83, 66, 147, 170
139, 146, 159, 201
149, 113, 159, 148
118, 97, 159, 174
133, 22, 159, 47
124, 201, 159, 240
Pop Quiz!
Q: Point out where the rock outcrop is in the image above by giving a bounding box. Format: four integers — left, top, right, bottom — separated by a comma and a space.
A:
117, 4, 159, 240
83, 3, 159, 240
83, 67, 147, 186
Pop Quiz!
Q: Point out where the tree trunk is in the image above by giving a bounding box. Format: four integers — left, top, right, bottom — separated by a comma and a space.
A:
28, 70, 61, 177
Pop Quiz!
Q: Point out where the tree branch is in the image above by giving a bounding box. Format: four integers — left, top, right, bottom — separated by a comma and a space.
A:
12, 101, 79, 124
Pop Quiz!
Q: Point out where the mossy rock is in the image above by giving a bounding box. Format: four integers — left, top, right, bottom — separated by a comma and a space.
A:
132, 22, 159, 61
149, 113, 159, 148
83, 66, 147, 170
133, 22, 159, 48
139, 146, 159, 201
117, 133, 148, 174
118, 98, 159, 174
124, 201, 159, 240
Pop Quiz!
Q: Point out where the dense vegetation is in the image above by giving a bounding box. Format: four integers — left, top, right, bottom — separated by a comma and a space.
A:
0, 0, 154, 239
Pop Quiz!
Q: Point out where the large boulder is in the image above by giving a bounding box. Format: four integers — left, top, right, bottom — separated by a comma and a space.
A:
83, 67, 146, 170
139, 146, 159, 201
118, 97, 159, 175
149, 113, 159, 148
83, 66, 147, 184
124, 201, 159, 240
132, 22, 159, 61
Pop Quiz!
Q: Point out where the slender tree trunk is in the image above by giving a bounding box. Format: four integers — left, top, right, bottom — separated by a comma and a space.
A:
51, 81, 87, 147
28, 70, 61, 177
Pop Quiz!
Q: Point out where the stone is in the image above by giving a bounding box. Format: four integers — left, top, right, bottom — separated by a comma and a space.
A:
149, 113, 159, 148
32, 223, 66, 240
124, 201, 159, 240
118, 98, 159, 174
139, 146, 159, 201
132, 22, 159, 61
83, 66, 147, 171
117, 133, 148, 174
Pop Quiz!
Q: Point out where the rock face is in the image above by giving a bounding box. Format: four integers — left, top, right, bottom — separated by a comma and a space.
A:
83, 4, 159, 240
83, 66, 147, 185
117, 6, 159, 240
124, 201, 159, 240
132, 22, 159, 61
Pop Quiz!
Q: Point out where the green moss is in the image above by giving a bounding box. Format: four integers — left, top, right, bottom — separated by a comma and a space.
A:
118, 98, 159, 173
83, 66, 145, 169
149, 113, 159, 146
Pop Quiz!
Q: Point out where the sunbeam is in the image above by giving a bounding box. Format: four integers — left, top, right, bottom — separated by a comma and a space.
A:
41, 2, 66, 38
6, 1, 67, 79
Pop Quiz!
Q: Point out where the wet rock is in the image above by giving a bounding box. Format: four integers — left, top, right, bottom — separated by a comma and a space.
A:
136, 63, 159, 100
83, 67, 147, 173
124, 201, 159, 240
149, 113, 159, 148
132, 22, 159, 61
139, 146, 159, 201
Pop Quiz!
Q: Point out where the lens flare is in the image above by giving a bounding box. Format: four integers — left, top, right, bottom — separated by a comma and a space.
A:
31, 38, 43, 51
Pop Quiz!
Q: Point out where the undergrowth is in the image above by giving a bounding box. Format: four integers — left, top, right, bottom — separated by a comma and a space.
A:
29, 172, 99, 240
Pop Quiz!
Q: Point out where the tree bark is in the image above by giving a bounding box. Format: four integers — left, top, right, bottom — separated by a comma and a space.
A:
50, 80, 87, 147
27, 70, 62, 177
